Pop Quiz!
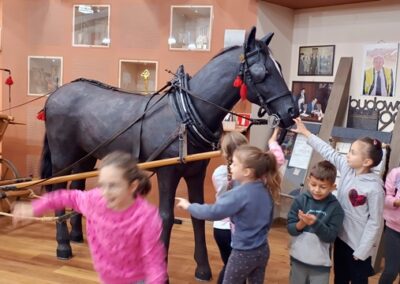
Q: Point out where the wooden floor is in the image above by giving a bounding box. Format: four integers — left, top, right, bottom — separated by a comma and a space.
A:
0, 216, 389, 284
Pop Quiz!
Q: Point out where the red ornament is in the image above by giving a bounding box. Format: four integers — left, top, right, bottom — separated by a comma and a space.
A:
240, 84, 248, 101
233, 75, 243, 88
37, 109, 46, 121
5, 76, 13, 86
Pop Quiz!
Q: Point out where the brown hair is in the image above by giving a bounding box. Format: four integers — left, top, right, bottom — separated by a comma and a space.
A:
357, 137, 383, 168
309, 160, 337, 184
101, 151, 151, 197
234, 145, 281, 203
220, 131, 248, 189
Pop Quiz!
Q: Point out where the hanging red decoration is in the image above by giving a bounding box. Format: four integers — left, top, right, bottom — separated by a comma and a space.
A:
37, 109, 46, 121
240, 84, 248, 101
5, 76, 13, 86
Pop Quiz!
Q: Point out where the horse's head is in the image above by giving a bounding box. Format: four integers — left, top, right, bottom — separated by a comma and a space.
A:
240, 27, 299, 128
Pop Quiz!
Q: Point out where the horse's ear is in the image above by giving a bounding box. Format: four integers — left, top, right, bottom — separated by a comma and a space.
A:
261, 32, 274, 46
245, 26, 257, 52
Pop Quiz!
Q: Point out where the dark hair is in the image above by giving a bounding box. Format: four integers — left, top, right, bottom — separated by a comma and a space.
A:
234, 145, 281, 203
101, 151, 151, 197
357, 137, 383, 168
220, 131, 248, 189
309, 160, 337, 184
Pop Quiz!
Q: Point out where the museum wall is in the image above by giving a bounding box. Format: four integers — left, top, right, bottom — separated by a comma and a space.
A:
0, 0, 257, 216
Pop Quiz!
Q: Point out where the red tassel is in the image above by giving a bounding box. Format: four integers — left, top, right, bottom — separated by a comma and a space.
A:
5, 76, 13, 86
240, 84, 248, 101
233, 76, 243, 88
37, 109, 46, 121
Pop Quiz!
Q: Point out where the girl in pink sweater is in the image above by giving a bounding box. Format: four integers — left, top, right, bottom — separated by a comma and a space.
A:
13, 151, 167, 284
379, 167, 400, 284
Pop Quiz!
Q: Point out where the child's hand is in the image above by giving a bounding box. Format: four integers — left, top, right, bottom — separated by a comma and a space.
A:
298, 210, 317, 226
175, 197, 191, 210
12, 202, 34, 227
290, 118, 312, 137
394, 199, 400, 208
268, 127, 280, 145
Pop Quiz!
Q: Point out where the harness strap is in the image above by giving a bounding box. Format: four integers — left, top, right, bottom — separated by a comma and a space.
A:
178, 124, 187, 163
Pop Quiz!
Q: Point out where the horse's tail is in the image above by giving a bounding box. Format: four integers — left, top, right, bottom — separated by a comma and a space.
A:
40, 132, 53, 192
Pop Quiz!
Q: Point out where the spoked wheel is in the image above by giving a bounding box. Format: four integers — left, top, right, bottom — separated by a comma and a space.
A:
0, 158, 20, 181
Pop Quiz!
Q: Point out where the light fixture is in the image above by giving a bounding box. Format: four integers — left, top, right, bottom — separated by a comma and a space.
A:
168, 37, 176, 45
78, 5, 94, 14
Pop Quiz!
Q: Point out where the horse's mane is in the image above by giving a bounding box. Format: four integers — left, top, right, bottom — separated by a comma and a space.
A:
71, 78, 140, 95
211, 45, 241, 60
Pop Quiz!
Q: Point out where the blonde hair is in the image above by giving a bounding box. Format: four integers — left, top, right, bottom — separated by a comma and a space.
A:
234, 145, 281, 203
220, 131, 248, 189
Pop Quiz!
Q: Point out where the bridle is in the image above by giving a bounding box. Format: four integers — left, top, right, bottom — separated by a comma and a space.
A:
241, 41, 291, 120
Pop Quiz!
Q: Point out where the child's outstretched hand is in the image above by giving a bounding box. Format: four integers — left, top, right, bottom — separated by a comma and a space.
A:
290, 118, 312, 137
268, 127, 280, 145
175, 197, 191, 210
12, 202, 34, 227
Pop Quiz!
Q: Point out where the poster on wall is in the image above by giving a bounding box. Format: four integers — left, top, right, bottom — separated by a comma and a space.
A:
28, 56, 63, 96
347, 95, 399, 132
292, 81, 333, 123
361, 43, 398, 97
224, 29, 245, 48
298, 45, 335, 76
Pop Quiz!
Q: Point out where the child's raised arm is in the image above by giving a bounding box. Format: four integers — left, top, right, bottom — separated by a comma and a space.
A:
268, 127, 285, 167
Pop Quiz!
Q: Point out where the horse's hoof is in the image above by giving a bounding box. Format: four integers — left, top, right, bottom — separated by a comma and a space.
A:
70, 233, 84, 243
56, 244, 73, 259
195, 269, 212, 282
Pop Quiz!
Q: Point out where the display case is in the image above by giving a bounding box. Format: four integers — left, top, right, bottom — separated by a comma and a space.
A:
169, 5, 213, 51
28, 56, 63, 96
119, 60, 158, 94
73, 5, 110, 47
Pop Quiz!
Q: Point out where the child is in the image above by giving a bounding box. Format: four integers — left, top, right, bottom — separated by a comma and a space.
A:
212, 129, 284, 284
378, 167, 400, 284
176, 144, 281, 284
287, 160, 344, 284
292, 117, 384, 284
12, 151, 167, 284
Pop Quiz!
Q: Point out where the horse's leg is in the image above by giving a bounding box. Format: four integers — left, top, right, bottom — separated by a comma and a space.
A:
47, 181, 73, 259
185, 161, 212, 281
156, 167, 180, 257
69, 157, 97, 243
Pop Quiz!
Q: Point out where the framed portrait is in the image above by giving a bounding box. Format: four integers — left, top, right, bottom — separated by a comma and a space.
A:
28, 56, 63, 96
361, 43, 398, 97
298, 45, 335, 76
169, 5, 213, 51
292, 81, 333, 123
119, 60, 158, 95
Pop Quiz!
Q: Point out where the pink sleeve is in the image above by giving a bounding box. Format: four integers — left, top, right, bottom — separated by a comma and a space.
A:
141, 208, 167, 284
269, 141, 285, 167
385, 168, 400, 208
32, 190, 89, 216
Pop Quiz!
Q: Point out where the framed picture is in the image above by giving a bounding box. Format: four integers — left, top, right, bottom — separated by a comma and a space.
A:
169, 5, 213, 51
292, 81, 333, 123
119, 60, 158, 95
73, 5, 110, 47
28, 56, 62, 96
361, 43, 398, 97
298, 45, 335, 76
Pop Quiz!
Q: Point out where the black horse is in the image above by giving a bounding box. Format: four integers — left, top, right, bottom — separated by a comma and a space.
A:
41, 27, 298, 280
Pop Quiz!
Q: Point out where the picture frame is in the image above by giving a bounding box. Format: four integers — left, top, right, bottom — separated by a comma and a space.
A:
298, 45, 335, 76
361, 43, 398, 97
292, 81, 333, 123
72, 5, 110, 47
28, 56, 63, 96
169, 5, 213, 51
119, 60, 158, 95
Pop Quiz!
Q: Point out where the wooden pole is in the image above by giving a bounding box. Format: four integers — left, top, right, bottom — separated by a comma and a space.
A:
0, 150, 221, 191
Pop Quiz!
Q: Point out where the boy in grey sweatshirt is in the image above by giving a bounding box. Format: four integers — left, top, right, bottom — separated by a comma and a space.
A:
288, 160, 344, 284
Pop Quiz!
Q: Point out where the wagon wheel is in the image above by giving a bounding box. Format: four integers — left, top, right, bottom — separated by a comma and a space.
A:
0, 158, 20, 181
